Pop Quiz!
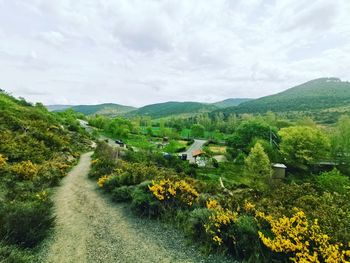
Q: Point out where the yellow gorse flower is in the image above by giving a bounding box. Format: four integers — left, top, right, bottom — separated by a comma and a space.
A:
204, 201, 238, 246
0, 154, 7, 169
97, 175, 111, 188
148, 179, 199, 206
11, 160, 38, 180
256, 209, 350, 262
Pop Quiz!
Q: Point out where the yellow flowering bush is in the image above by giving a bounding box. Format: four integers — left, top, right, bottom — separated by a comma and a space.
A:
0, 154, 7, 169
11, 160, 38, 180
256, 210, 350, 262
97, 175, 111, 188
35, 190, 49, 202
204, 199, 238, 246
148, 178, 199, 206
91, 158, 99, 166
243, 201, 255, 212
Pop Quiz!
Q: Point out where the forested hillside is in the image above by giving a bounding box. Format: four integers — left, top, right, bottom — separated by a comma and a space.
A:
49, 103, 136, 117
0, 91, 90, 261
213, 98, 252, 108
218, 78, 350, 115
126, 101, 218, 118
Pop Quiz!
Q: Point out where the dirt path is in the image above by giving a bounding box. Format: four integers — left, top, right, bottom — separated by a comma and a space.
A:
39, 152, 234, 263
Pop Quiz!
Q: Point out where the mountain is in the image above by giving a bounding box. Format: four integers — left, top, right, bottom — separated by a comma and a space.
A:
213, 98, 252, 108
126, 101, 218, 119
218, 78, 350, 115
46, 105, 72, 111
48, 103, 137, 117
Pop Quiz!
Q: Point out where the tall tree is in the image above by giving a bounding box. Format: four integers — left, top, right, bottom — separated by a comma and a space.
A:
278, 126, 330, 169
244, 142, 272, 179
331, 115, 350, 166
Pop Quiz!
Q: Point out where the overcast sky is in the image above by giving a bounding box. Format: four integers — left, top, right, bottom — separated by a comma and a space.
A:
1, 0, 350, 106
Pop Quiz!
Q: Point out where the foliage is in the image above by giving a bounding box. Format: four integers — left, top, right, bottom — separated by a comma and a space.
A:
0, 92, 89, 259
111, 186, 135, 202
130, 181, 162, 218
0, 243, 35, 263
331, 115, 350, 167
278, 126, 330, 169
148, 178, 199, 207
316, 169, 350, 194
256, 210, 350, 262
204, 199, 238, 246
227, 119, 276, 160
0, 199, 54, 248
191, 124, 205, 138
11, 161, 38, 180
244, 142, 272, 179
0, 154, 7, 169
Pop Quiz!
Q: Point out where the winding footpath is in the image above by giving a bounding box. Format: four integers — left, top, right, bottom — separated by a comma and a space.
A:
39, 152, 234, 263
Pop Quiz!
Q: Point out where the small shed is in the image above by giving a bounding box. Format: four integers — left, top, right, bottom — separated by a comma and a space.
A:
272, 163, 287, 179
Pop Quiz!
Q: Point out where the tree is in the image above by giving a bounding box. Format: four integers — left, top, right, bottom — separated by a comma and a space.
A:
331, 115, 350, 166
227, 119, 275, 159
191, 124, 205, 138
244, 142, 271, 179
278, 126, 330, 169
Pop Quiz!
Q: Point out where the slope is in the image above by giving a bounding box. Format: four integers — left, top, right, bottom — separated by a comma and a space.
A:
48, 103, 137, 117
218, 78, 350, 114
126, 101, 218, 118
213, 98, 252, 108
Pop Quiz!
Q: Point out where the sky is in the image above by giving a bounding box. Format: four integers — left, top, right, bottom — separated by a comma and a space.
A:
0, 0, 350, 107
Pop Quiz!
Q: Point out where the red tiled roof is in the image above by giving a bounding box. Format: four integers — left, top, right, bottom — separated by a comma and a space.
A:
192, 150, 204, 157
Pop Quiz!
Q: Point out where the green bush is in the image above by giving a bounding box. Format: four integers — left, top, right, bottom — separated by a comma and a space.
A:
316, 169, 350, 194
229, 215, 262, 261
0, 243, 34, 263
130, 181, 162, 218
0, 200, 54, 248
111, 186, 135, 202
102, 175, 121, 192
185, 208, 211, 242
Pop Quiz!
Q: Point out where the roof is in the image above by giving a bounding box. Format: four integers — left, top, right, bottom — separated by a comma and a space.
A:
192, 150, 204, 157
272, 163, 287, 168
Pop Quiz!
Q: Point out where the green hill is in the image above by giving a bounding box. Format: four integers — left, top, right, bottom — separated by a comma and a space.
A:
126, 101, 218, 118
213, 98, 252, 108
218, 78, 350, 115
48, 103, 136, 117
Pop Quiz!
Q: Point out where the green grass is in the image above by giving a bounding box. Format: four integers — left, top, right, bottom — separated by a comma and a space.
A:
197, 163, 250, 188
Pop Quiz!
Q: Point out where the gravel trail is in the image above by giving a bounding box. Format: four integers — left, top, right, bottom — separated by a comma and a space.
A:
39, 152, 234, 263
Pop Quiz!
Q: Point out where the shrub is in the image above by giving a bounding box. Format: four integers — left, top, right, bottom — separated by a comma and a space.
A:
0, 154, 7, 169
111, 186, 135, 202
229, 215, 262, 260
256, 210, 350, 262
11, 161, 38, 180
0, 199, 54, 248
0, 243, 34, 263
148, 178, 199, 209
203, 200, 238, 247
185, 208, 211, 242
316, 168, 350, 194
131, 181, 162, 218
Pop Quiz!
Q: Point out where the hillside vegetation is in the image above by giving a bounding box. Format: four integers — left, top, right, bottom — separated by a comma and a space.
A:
49, 103, 136, 117
126, 101, 218, 119
213, 98, 252, 108
218, 78, 350, 115
0, 91, 89, 261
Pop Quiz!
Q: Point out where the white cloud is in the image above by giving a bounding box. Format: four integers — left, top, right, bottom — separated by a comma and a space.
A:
0, 0, 349, 106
